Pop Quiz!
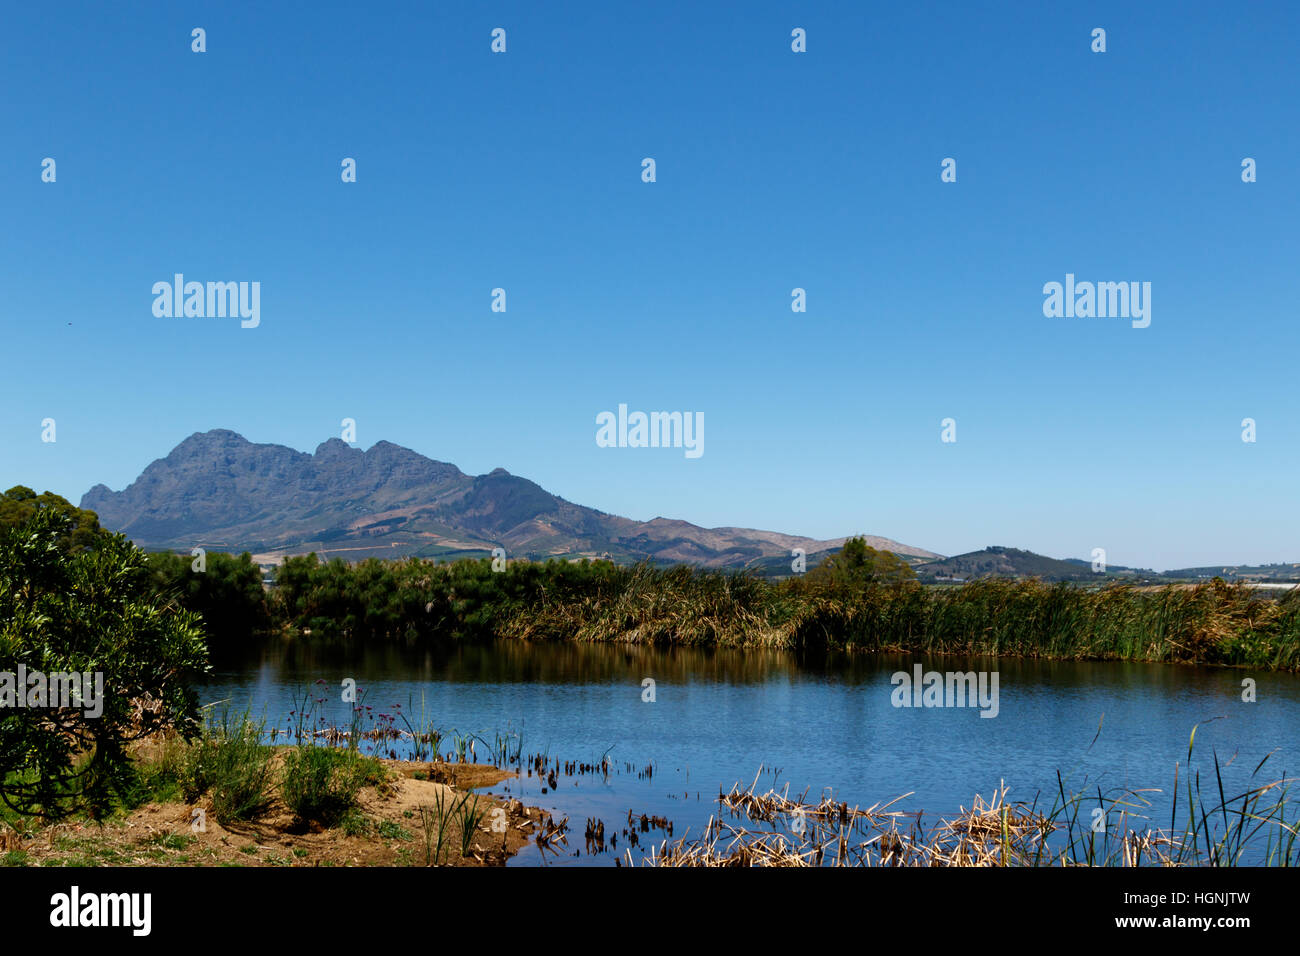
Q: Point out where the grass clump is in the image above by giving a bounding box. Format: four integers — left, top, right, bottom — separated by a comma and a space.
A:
149, 833, 195, 851
455, 794, 485, 858
280, 745, 383, 829
181, 710, 275, 824
377, 819, 411, 840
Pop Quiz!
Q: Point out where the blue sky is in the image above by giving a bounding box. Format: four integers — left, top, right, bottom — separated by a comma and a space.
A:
2, 1, 1297, 570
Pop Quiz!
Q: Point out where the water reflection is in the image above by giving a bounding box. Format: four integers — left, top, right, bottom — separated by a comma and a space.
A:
199, 638, 1300, 867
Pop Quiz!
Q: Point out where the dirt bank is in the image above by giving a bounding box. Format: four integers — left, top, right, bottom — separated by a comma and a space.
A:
5, 760, 547, 868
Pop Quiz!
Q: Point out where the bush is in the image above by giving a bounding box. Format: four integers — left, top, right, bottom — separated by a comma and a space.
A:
0, 508, 209, 819
281, 745, 381, 828
0, 486, 112, 554
146, 550, 271, 646
182, 711, 275, 823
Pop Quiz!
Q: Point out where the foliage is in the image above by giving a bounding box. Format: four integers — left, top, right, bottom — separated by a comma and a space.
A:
181, 710, 275, 823
280, 744, 382, 828
805, 537, 918, 588
271, 553, 623, 643
18, 498, 1290, 672
0, 486, 112, 554
161, 541, 1300, 670
0, 508, 209, 819
146, 550, 270, 644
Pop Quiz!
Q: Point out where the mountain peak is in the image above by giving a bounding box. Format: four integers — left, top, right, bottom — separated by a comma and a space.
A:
173, 429, 250, 452
77, 428, 936, 568
314, 437, 358, 459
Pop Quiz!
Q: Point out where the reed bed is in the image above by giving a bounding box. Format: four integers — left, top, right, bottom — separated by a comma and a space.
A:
256, 549, 1300, 669
501, 564, 788, 647
502, 571, 1300, 670
632, 735, 1300, 867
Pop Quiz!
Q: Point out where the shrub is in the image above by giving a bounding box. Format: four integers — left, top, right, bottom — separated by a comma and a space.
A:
182, 711, 275, 822
280, 745, 381, 828
146, 550, 271, 645
0, 508, 209, 819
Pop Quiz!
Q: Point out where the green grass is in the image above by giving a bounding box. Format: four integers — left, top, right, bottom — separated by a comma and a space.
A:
280, 745, 383, 829
377, 820, 411, 841
454, 794, 484, 859
183, 710, 276, 823
419, 789, 459, 866
1038, 724, 1300, 866
149, 833, 195, 851
340, 808, 370, 837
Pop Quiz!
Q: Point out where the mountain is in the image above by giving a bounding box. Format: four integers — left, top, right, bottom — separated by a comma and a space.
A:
911, 546, 1142, 583
80, 430, 940, 568
1160, 562, 1300, 583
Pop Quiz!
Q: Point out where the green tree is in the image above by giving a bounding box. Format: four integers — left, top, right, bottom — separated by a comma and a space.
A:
808, 537, 917, 588
0, 508, 210, 818
146, 550, 270, 646
0, 486, 111, 553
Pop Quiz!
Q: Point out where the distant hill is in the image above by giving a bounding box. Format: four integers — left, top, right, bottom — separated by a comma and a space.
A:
744, 548, 936, 579
911, 546, 1133, 583
898, 547, 1293, 586
1161, 563, 1300, 583
80, 430, 940, 569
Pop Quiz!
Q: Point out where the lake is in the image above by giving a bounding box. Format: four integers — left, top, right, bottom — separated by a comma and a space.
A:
196, 638, 1300, 866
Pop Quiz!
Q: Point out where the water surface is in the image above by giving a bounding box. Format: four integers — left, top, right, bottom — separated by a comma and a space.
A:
196, 639, 1300, 866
